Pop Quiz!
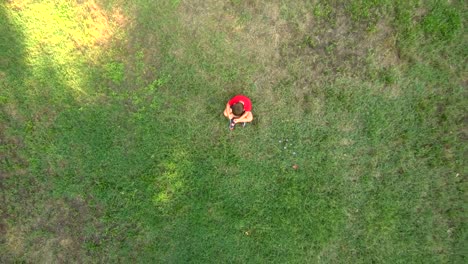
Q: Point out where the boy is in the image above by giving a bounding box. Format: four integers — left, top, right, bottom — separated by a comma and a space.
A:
223, 94, 253, 130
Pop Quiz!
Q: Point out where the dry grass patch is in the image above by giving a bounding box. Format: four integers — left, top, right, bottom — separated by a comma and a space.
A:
176, 1, 406, 125
3, 196, 100, 262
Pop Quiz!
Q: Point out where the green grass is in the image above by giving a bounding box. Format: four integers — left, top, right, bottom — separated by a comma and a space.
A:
1, 0, 466, 262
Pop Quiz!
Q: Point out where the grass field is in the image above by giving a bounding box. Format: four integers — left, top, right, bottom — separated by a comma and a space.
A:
1, 0, 466, 262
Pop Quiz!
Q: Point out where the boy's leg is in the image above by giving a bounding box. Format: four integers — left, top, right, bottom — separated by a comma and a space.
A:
242, 112, 253, 125
229, 118, 236, 130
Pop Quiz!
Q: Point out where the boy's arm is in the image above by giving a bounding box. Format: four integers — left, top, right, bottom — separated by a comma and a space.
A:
233, 111, 253, 122
224, 103, 234, 119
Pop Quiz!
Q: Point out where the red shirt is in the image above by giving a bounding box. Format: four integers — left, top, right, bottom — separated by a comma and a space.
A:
228, 95, 252, 111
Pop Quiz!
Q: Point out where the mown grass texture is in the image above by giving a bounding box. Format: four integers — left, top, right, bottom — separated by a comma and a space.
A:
1, 0, 466, 262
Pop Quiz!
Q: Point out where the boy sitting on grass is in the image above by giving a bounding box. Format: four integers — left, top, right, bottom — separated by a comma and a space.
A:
223, 94, 253, 130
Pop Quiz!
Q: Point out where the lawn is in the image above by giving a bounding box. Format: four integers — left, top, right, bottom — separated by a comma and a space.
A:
1, 0, 466, 262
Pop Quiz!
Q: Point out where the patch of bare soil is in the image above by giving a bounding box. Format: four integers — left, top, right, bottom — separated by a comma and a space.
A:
3, 195, 102, 263
0, 105, 101, 261
0, 108, 27, 176
31, 197, 95, 262
74, 0, 128, 48
0, 115, 28, 261
177, 1, 401, 90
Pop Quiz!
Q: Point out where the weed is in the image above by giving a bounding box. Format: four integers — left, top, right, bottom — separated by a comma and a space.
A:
421, 2, 462, 41
103, 61, 125, 84
303, 35, 317, 48
313, 2, 332, 19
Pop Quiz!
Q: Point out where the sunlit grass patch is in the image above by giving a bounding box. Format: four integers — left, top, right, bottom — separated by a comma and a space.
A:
152, 149, 191, 213
5, 0, 125, 101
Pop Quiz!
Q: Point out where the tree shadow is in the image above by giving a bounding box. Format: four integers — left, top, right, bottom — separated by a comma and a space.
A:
0, 3, 85, 263
0, 6, 27, 176
0, 6, 27, 87
0, 3, 29, 263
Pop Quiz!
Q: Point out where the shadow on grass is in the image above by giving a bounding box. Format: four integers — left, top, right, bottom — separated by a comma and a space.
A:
0, 5, 28, 260
0, 6, 27, 86
0, 4, 35, 263
0, 3, 88, 262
